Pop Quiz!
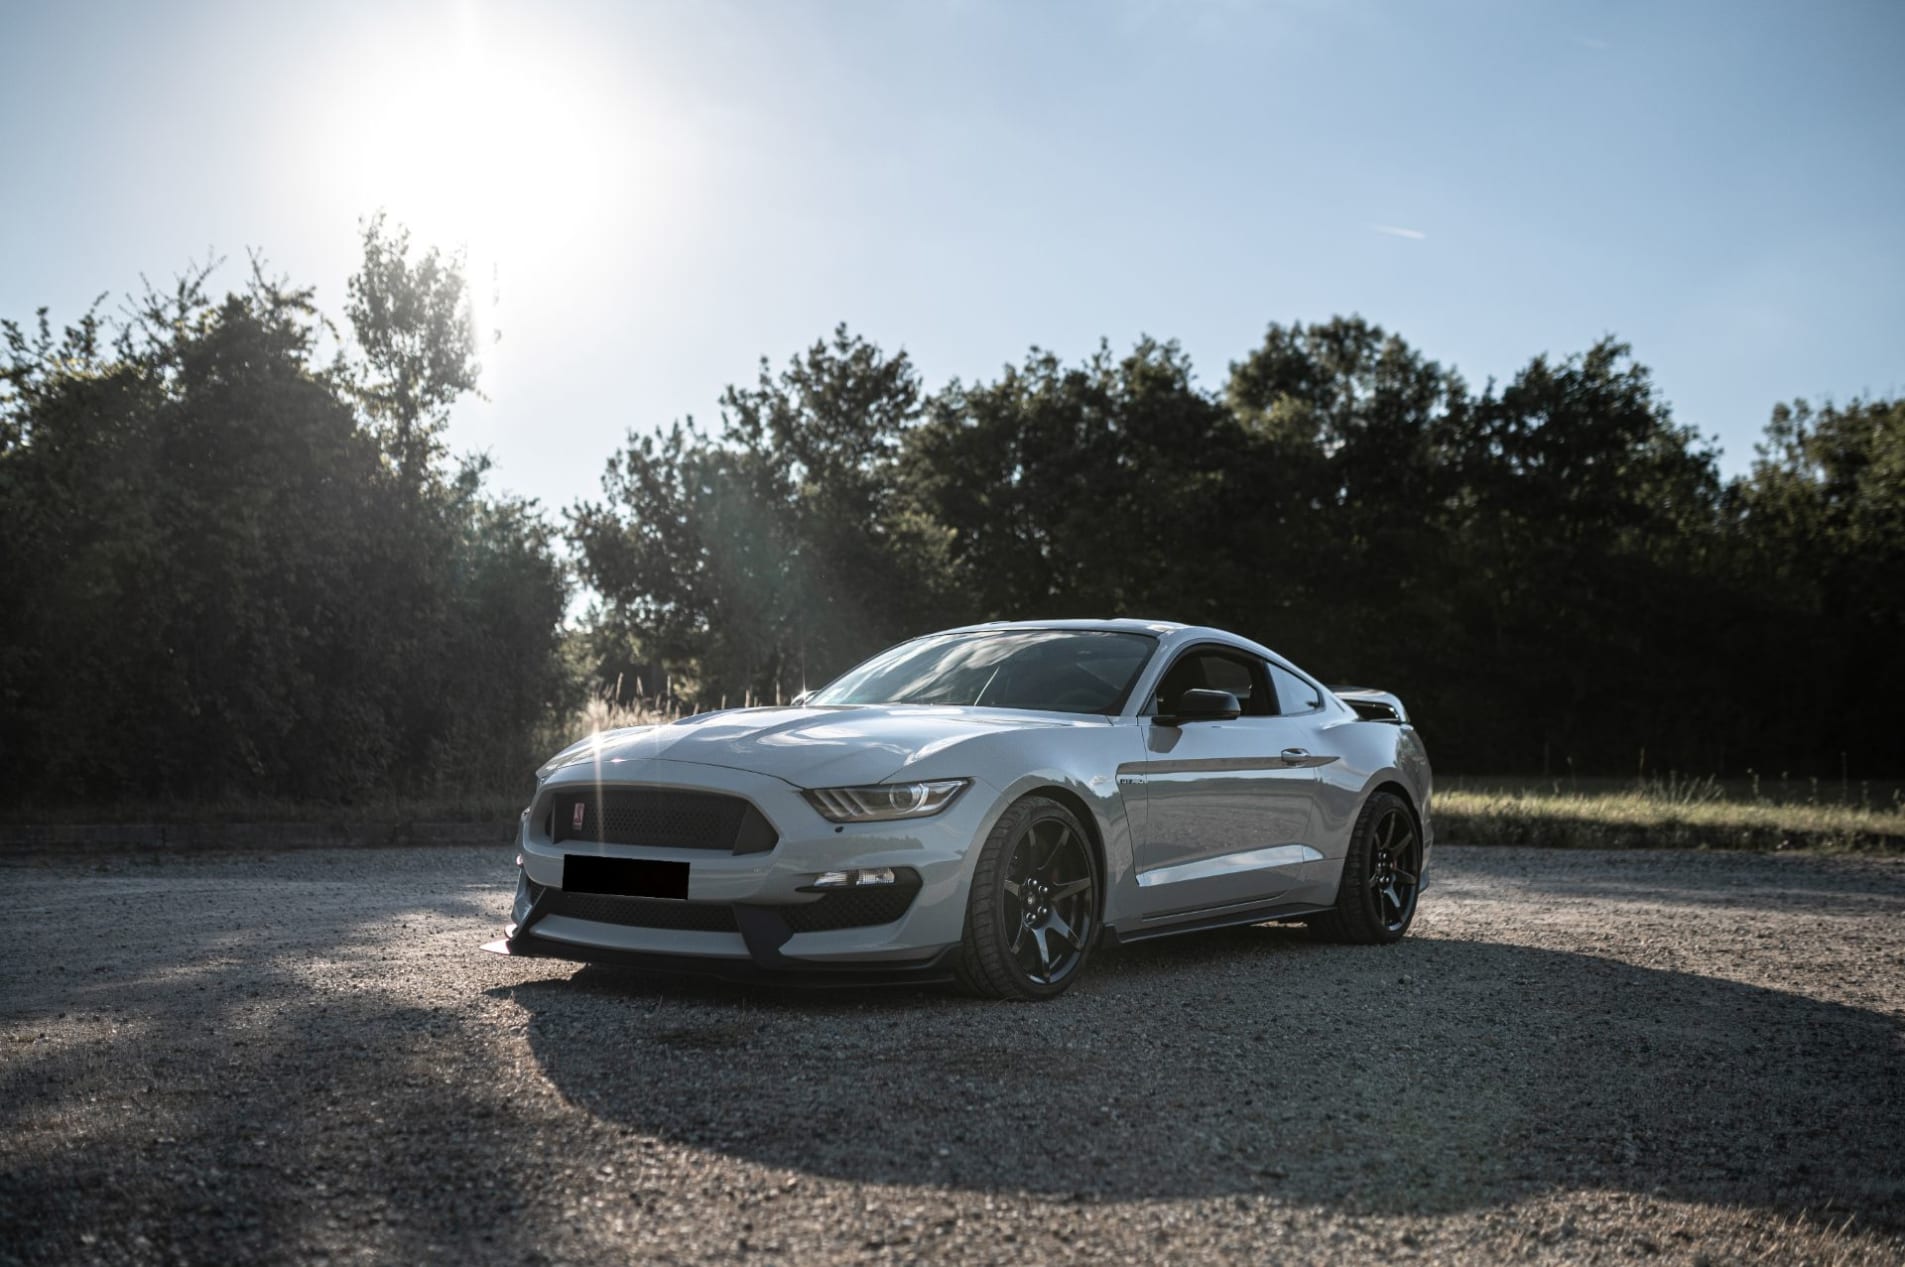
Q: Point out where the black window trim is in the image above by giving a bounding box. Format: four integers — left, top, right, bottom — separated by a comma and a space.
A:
1264, 658, 1329, 716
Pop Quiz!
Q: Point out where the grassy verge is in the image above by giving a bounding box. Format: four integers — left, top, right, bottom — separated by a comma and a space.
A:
1438, 774, 1905, 853
7, 762, 1904, 855
0, 794, 529, 828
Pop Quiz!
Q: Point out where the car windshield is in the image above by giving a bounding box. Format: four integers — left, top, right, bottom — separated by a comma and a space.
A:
810, 630, 1157, 715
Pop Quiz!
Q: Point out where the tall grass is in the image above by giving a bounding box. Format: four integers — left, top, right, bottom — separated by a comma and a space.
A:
560, 677, 685, 747
1439, 771, 1905, 852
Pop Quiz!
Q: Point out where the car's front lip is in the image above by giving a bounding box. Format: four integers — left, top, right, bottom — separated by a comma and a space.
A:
487, 926, 963, 987
511, 758, 1000, 971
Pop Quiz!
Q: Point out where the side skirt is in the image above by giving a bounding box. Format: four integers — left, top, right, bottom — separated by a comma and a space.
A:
1102, 898, 1333, 945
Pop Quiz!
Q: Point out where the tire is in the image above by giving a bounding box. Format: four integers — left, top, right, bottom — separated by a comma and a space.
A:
955, 795, 1100, 1000
1308, 790, 1422, 945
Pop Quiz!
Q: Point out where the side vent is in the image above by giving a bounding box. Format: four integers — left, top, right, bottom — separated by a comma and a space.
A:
1330, 687, 1408, 724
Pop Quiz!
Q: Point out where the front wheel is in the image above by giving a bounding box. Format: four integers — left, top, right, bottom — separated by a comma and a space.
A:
955, 795, 1100, 1000
1308, 790, 1422, 944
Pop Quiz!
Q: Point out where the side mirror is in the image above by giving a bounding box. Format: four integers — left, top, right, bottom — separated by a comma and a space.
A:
790, 689, 814, 706
1159, 688, 1242, 725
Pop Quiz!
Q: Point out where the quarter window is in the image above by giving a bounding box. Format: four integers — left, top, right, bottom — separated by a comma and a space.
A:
1268, 663, 1323, 715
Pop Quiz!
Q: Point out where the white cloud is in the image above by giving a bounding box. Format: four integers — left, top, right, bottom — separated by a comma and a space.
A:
1371, 224, 1427, 241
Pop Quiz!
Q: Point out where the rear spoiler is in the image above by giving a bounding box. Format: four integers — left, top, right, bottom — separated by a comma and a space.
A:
1330, 686, 1409, 724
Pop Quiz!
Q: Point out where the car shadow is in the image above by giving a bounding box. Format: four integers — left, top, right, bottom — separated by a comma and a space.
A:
495, 925, 1905, 1225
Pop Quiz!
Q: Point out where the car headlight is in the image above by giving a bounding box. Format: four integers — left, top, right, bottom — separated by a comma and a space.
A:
802, 779, 970, 823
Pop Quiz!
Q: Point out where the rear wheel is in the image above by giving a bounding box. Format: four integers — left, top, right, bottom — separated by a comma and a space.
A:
955, 795, 1099, 1000
1308, 790, 1421, 944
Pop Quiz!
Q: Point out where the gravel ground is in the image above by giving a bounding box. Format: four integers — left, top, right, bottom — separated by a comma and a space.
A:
2, 843, 1902, 1266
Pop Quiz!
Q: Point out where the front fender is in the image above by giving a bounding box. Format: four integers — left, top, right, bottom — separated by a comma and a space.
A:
983, 767, 1140, 922
900, 722, 1145, 929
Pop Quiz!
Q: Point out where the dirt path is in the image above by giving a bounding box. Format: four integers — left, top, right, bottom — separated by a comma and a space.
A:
3, 844, 1902, 1265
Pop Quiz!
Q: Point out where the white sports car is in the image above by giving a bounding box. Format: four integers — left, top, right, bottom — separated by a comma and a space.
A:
492, 620, 1433, 999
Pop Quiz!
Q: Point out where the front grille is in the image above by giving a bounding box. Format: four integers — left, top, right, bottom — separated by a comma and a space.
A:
781, 879, 922, 933
541, 889, 740, 933
548, 787, 778, 854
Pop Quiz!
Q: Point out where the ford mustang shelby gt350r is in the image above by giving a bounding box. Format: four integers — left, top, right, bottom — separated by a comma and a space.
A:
493, 619, 1432, 999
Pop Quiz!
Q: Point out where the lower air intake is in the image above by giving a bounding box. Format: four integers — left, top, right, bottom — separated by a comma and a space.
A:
780, 876, 923, 933
541, 889, 740, 933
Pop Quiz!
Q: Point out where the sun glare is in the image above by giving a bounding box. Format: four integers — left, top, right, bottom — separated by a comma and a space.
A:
312, 5, 660, 370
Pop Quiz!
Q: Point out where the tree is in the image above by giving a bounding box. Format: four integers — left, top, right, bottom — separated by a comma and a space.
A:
15, 233, 1897, 800
345, 212, 480, 495
0, 266, 390, 796
1735, 396, 1905, 772
1440, 340, 1726, 770
1222, 317, 1469, 683
902, 338, 1246, 625
0, 232, 568, 804
572, 327, 935, 707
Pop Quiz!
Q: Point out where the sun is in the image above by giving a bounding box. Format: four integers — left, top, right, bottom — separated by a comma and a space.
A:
306, 4, 658, 352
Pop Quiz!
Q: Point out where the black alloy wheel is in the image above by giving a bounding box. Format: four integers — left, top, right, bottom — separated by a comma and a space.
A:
956, 796, 1100, 999
1308, 789, 1422, 945
1366, 803, 1422, 934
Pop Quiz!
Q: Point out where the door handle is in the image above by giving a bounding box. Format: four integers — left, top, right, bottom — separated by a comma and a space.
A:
1281, 748, 1310, 762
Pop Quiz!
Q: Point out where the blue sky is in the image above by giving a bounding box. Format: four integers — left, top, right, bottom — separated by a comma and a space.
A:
4, 0, 1901, 510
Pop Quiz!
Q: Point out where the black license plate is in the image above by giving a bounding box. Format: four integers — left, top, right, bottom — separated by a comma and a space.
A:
563, 855, 690, 900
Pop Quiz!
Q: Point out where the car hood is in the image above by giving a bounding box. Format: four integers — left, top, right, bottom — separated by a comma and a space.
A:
540, 704, 1094, 788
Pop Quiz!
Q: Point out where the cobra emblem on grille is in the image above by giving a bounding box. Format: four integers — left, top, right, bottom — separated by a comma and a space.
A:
572, 802, 586, 830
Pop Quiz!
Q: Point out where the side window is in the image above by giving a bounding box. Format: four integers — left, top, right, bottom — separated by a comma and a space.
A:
1151, 651, 1273, 716
1268, 662, 1323, 715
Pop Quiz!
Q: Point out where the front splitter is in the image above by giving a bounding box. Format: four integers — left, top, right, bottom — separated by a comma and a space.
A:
483, 929, 960, 989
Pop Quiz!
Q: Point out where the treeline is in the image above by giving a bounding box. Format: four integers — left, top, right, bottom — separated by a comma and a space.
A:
0, 223, 570, 803
3, 238, 1901, 806
571, 325, 1904, 778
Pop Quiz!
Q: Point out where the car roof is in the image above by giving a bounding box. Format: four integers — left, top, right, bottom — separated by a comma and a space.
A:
938, 617, 1187, 636
930, 618, 1283, 662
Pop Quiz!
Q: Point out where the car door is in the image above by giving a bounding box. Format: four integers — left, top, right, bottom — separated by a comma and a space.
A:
1122, 646, 1331, 920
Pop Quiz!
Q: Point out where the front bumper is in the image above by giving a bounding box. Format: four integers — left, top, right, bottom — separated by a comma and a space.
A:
500, 759, 996, 975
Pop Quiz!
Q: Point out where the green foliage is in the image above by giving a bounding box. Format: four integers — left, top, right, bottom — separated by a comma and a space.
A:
6, 228, 1902, 804
346, 213, 480, 493
1734, 396, 1905, 765
0, 236, 566, 804
576, 321, 1903, 778
570, 326, 940, 705
903, 338, 1245, 623
1221, 316, 1469, 676
1432, 340, 1733, 770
